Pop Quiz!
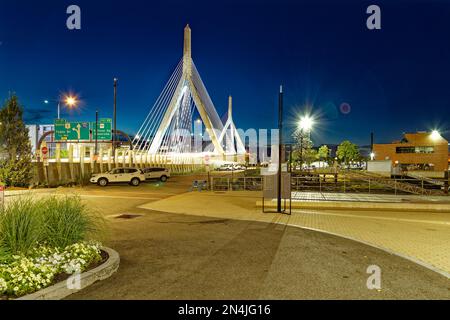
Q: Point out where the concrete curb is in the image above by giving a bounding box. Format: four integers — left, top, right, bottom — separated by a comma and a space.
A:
17, 247, 120, 300
256, 200, 450, 213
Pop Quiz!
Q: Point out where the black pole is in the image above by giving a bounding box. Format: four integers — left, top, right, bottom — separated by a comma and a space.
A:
95, 110, 99, 156
289, 144, 293, 173
113, 78, 118, 160
277, 85, 283, 213
370, 132, 374, 153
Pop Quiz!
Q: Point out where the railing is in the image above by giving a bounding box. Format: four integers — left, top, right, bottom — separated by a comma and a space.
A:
291, 176, 440, 195
211, 177, 263, 191
211, 174, 447, 196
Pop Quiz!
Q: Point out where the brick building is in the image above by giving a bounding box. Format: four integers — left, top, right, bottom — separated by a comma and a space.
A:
372, 131, 449, 172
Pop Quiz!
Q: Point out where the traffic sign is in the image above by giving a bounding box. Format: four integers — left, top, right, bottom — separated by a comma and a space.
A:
41, 146, 48, 155
54, 120, 90, 141
91, 118, 112, 141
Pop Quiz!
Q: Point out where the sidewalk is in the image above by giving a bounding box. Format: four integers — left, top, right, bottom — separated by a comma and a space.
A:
139, 191, 450, 278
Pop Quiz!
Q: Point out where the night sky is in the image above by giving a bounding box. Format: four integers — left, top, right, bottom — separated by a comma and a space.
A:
1, 0, 450, 146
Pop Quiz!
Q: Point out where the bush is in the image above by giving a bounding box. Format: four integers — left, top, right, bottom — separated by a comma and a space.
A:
41, 196, 104, 248
0, 197, 44, 256
0, 195, 105, 257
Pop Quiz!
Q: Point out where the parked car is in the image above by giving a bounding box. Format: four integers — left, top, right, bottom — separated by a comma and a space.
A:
216, 164, 246, 171
142, 167, 171, 182
90, 167, 146, 187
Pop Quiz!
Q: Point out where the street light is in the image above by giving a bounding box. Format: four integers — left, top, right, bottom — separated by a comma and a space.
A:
297, 114, 315, 171
298, 115, 314, 132
64, 96, 78, 109
46, 94, 79, 119
431, 130, 441, 140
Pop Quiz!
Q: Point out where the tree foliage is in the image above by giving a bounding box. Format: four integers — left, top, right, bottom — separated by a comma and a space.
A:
0, 95, 33, 187
291, 129, 313, 167
317, 145, 330, 161
336, 140, 360, 164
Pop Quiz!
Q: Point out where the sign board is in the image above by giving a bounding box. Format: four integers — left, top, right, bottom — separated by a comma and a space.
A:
263, 173, 291, 199
204, 154, 210, 165
41, 142, 49, 166
91, 118, 112, 141
54, 119, 90, 141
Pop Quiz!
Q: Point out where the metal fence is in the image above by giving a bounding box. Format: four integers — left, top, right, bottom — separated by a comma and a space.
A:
211, 175, 446, 196
211, 177, 263, 191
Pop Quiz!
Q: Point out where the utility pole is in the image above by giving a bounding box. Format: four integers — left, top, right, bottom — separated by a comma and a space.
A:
95, 110, 99, 156
370, 132, 374, 153
277, 85, 283, 213
113, 78, 118, 159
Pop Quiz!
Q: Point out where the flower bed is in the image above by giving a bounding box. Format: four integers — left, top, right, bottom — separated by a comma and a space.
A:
0, 242, 105, 299
0, 195, 107, 299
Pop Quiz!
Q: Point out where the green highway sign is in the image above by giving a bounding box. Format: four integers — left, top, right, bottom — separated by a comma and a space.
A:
91, 118, 112, 141
54, 120, 90, 141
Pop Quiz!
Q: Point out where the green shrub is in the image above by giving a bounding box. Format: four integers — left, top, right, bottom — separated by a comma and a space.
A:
0, 195, 106, 256
0, 196, 44, 256
41, 196, 105, 248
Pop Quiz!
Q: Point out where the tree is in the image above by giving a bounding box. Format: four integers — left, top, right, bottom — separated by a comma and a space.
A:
0, 95, 33, 187
336, 140, 360, 165
292, 129, 313, 168
318, 145, 330, 162
303, 148, 318, 166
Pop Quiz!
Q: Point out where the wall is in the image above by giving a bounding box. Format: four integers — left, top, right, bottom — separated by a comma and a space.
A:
367, 160, 392, 176
373, 132, 449, 172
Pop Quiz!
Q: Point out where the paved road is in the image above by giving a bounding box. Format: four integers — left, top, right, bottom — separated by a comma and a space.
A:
8, 179, 449, 299
52, 183, 448, 300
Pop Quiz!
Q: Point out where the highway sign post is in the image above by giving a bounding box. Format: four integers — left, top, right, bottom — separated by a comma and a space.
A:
91, 118, 112, 141
55, 118, 112, 142
54, 120, 90, 141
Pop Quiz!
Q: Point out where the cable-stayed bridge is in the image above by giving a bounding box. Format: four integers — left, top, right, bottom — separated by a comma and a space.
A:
132, 25, 245, 163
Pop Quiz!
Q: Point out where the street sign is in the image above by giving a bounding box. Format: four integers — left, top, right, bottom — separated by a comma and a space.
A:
54, 120, 90, 141
91, 118, 112, 141
41, 142, 49, 166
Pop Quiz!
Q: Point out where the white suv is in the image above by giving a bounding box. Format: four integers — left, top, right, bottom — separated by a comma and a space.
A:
90, 167, 146, 187
142, 167, 171, 182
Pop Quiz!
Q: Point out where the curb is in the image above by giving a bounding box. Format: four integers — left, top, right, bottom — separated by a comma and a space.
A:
17, 247, 120, 300
256, 200, 450, 213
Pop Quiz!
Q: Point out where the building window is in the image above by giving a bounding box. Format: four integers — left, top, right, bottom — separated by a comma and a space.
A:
396, 146, 434, 154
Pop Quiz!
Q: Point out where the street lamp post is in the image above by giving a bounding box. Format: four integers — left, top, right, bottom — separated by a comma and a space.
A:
112, 78, 118, 158
95, 110, 99, 156
277, 85, 283, 213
